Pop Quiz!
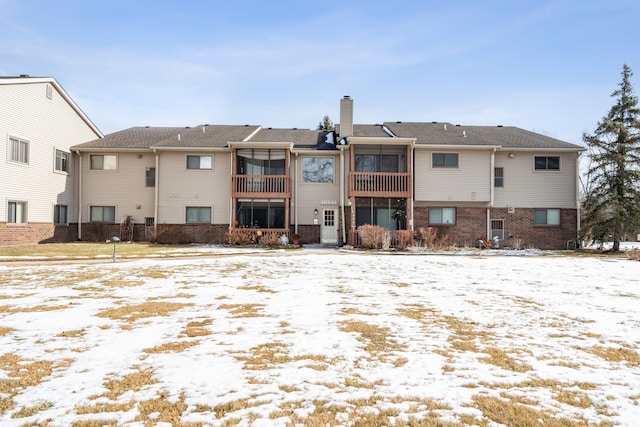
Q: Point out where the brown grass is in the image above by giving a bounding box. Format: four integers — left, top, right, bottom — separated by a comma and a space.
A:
479, 346, 532, 372
96, 301, 194, 322
218, 303, 265, 318
0, 326, 14, 336
143, 341, 201, 354
470, 394, 613, 427
339, 320, 405, 356
582, 345, 640, 367
0, 353, 72, 413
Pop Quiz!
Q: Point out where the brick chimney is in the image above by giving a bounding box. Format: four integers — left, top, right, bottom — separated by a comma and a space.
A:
339, 96, 353, 138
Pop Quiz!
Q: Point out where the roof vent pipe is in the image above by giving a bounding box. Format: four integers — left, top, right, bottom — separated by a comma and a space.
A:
202, 126, 205, 133
463, 131, 467, 138
178, 133, 181, 141
444, 124, 447, 131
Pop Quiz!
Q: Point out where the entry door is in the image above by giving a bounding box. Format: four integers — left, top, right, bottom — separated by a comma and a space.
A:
321, 209, 338, 245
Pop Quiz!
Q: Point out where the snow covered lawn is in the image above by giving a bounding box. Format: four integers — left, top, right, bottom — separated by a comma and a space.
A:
0, 251, 639, 426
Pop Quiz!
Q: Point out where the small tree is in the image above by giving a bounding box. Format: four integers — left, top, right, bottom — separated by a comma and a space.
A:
582, 64, 640, 251
317, 115, 334, 131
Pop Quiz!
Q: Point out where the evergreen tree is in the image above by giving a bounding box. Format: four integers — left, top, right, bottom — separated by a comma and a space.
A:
317, 115, 334, 131
582, 64, 640, 251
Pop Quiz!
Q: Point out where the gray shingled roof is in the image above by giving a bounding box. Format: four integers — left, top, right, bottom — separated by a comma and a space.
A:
247, 128, 322, 145
384, 122, 583, 150
336, 124, 392, 138
72, 125, 260, 150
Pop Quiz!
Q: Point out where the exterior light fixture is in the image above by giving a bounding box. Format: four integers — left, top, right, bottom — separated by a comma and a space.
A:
111, 236, 120, 263
314, 208, 318, 216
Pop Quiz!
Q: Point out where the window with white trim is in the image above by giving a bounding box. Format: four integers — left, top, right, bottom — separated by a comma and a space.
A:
534, 209, 560, 225
187, 155, 212, 170
145, 167, 156, 187
494, 167, 504, 187
55, 150, 69, 172
432, 153, 458, 168
186, 206, 211, 223
534, 156, 560, 171
54, 204, 68, 225
90, 206, 116, 222
429, 207, 455, 225
8, 201, 27, 223
9, 137, 29, 164
90, 154, 117, 170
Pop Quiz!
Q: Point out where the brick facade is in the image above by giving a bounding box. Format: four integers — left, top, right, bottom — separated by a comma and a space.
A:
413, 207, 578, 250
0, 223, 78, 245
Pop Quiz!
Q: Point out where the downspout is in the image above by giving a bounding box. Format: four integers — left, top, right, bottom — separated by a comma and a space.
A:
340, 147, 346, 244
294, 152, 298, 234
408, 140, 415, 231
230, 149, 234, 230
76, 151, 82, 240
486, 208, 491, 242
489, 148, 495, 241
153, 149, 159, 237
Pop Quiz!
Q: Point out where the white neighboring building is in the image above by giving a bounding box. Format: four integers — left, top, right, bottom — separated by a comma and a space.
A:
0, 76, 102, 245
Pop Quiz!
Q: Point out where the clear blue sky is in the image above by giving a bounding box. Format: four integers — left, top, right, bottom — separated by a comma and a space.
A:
1, 0, 638, 145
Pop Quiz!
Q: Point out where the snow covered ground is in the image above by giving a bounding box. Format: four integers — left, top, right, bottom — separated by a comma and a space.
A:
0, 250, 639, 426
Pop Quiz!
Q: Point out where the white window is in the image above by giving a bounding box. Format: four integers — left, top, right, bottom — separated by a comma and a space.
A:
187, 155, 212, 170
432, 153, 458, 168
494, 167, 504, 187
534, 209, 560, 225
90, 154, 117, 170
90, 206, 116, 222
9, 137, 29, 164
429, 207, 455, 225
491, 219, 504, 240
54, 205, 68, 225
534, 156, 560, 171
145, 167, 156, 187
186, 207, 211, 223
8, 201, 27, 223
302, 157, 334, 183
55, 150, 69, 172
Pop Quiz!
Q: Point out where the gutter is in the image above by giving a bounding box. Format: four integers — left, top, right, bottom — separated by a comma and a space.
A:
74, 150, 82, 240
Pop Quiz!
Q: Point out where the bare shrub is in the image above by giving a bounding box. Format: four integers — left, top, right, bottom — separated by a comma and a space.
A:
259, 232, 281, 247
381, 232, 391, 250
395, 230, 413, 251
416, 227, 437, 247
511, 236, 523, 250
627, 248, 640, 261
358, 224, 384, 249
225, 229, 254, 245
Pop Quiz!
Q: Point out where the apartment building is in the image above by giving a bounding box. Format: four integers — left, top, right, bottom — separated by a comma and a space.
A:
72, 96, 584, 249
0, 76, 102, 245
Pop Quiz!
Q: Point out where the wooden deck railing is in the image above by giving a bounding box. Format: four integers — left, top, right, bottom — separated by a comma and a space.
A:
348, 172, 410, 197
232, 175, 291, 198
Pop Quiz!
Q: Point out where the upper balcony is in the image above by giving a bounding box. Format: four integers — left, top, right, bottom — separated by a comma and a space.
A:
232, 174, 291, 199
348, 172, 411, 198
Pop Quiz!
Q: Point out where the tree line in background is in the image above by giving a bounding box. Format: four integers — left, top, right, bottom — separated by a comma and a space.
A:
581, 64, 640, 252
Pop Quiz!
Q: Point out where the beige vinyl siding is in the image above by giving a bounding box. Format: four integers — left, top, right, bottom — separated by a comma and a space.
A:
80, 152, 156, 223
156, 151, 231, 224
414, 149, 491, 202
294, 154, 341, 224
0, 82, 100, 223
493, 151, 578, 208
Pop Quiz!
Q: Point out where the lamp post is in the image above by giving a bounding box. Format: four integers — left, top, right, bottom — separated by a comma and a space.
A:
110, 236, 120, 263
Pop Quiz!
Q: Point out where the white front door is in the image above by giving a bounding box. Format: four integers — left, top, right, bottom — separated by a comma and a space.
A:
321, 209, 338, 245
